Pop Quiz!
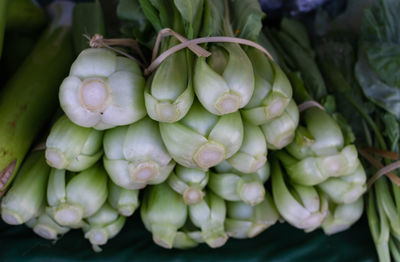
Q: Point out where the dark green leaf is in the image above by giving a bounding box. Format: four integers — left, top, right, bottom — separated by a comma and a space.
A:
355, 49, 400, 121
174, 0, 203, 38
117, 0, 155, 48
276, 31, 327, 100
366, 42, 400, 87
229, 0, 265, 42
72, 2, 105, 55
138, 0, 162, 31
200, 0, 224, 37
281, 18, 312, 56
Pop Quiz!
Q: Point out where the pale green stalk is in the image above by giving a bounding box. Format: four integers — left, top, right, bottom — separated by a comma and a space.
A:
367, 187, 390, 262
141, 183, 187, 249
194, 43, 254, 115
208, 169, 267, 206
243, 48, 292, 125
286, 107, 344, 159
47, 164, 108, 227
83, 203, 126, 252
108, 180, 139, 216
279, 145, 360, 186
26, 207, 70, 240
45, 115, 103, 171
189, 191, 228, 248
167, 166, 209, 205
318, 164, 367, 204
214, 160, 271, 183
322, 197, 364, 235
271, 158, 328, 232
225, 192, 279, 239
226, 122, 267, 173
1, 151, 49, 225
103, 117, 175, 189
160, 100, 243, 170
145, 38, 194, 122
261, 99, 299, 150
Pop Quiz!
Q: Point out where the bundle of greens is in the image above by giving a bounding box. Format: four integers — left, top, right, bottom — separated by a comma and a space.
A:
260, 17, 366, 234
312, 0, 400, 260
0, 0, 375, 254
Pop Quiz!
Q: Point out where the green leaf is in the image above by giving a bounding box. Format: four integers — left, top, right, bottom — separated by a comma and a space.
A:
174, 0, 203, 38
228, 0, 265, 42
117, 0, 155, 47
361, 0, 400, 44
72, 2, 106, 55
366, 42, 400, 87
138, 0, 162, 31
355, 49, 400, 121
200, 0, 224, 37
281, 18, 312, 56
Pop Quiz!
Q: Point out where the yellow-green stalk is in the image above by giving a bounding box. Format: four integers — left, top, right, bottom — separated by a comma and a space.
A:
0, 1, 75, 191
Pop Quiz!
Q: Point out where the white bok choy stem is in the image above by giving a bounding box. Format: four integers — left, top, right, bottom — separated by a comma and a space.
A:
242, 48, 292, 125
318, 164, 367, 204
83, 202, 126, 252
47, 164, 108, 227
140, 183, 187, 249
103, 117, 175, 190
25, 207, 70, 240
214, 160, 271, 182
173, 231, 200, 249
194, 43, 254, 115
322, 197, 364, 235
145, 38, 194, 123
278, 145, 360, 186
226, 122, 267, 174
45, 115, 103, 171
1, 151, 49, 225
167, 165, 209, 205
108, 180, 139, 217
225, 192, 279, 239
189, 191, 228, 248
286, 107, 344, 159
160, 100, 243, 171
261, 99, 299, 150
59, 48, 146, 130
172, 221, 204, 250
208, 163, 270, 206
271, 157, 328, 232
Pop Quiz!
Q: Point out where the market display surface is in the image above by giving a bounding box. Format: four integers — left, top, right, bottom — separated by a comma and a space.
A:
0, 0, 398, 261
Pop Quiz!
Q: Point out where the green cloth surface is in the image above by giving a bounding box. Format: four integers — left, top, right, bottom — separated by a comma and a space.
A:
0, 213, 376, 261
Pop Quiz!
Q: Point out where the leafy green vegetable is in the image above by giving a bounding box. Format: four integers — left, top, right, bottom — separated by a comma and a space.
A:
228, 0, 265, 42
355, 49, 400, 120
356, 0, 400, 121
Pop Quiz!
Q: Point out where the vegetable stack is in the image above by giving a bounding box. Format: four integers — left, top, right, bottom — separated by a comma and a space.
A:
0, 0, 368, 253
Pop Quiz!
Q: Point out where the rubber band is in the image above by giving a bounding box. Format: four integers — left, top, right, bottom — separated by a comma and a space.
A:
359, 149, 400, 188
152, 28, 211, 61
145, 35, 275, 75
298, 101, 325, 112
85, 34, 147, 68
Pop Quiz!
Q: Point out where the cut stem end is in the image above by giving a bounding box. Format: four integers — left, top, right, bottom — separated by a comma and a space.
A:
194, 143, 225, 170
79, 78, 110, 112
216, 93, 241, 115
